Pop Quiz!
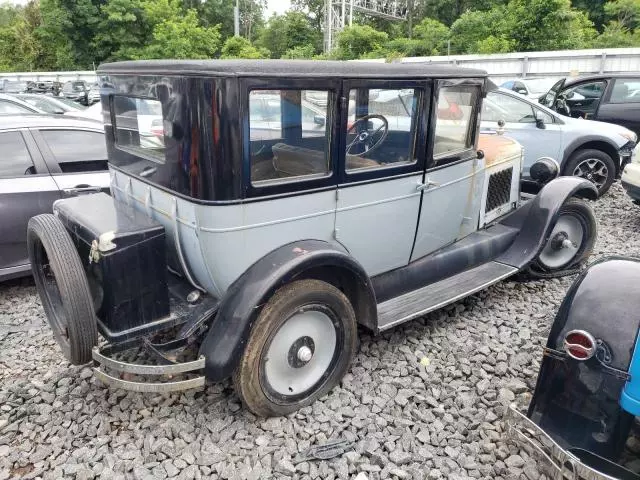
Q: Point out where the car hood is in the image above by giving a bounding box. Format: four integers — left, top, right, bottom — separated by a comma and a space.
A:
560, 116, 636, 144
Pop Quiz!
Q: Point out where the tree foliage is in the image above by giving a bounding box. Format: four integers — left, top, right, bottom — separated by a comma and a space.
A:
0, 0, 639, 73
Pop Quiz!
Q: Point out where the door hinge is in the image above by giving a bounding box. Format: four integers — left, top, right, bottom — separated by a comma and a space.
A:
333, 228, 339, 240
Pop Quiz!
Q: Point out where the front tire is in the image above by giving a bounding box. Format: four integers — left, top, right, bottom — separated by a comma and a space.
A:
532, 198, 597, 275
233, 279, 357, 417
27, 214, 97, 365
565, 149, 616, 196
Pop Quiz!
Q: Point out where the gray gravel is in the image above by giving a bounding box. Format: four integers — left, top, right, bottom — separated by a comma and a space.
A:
1, 182, 639, 480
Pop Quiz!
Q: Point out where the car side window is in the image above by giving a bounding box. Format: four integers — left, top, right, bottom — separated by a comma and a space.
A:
433, 85, 479, 160
483, 92, 535, 123
609, 78, 640, 103
0, 100, 33, 114
40, 130, 108, 173
249, 89, 331, 185
0, 131, 35, 177
345, 88, 420, 171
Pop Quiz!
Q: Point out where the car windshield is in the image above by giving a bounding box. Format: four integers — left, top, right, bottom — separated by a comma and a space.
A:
526, 79, 558, 95
56, 97, 87, 110
71, 82, 85, 91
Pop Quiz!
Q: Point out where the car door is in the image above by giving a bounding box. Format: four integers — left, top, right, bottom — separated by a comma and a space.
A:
481, 91, 562, 177
562, 80, 607, 120
0, 130, 60, 276
596, 77, 640, 136
31, 128, 110, 196
334, 80, 428, 276
411, 81, 485, 261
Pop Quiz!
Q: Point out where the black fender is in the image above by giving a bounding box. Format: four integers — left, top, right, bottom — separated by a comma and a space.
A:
199, 239, 376, 382
527, 257, 640, 464
496, 176, 597, 269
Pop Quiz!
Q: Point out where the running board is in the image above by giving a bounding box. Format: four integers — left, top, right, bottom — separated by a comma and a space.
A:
377, 261, 518, 331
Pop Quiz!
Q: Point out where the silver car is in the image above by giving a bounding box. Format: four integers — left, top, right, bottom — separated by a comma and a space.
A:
481, 88, 637, 195
0, 115, 110, 281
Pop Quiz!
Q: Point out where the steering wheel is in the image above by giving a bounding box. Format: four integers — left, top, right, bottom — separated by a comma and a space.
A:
346, 114, 389, 156
555, 95, 571, 117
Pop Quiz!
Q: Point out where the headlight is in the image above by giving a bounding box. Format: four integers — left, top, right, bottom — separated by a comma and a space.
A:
619, 129, 638, 144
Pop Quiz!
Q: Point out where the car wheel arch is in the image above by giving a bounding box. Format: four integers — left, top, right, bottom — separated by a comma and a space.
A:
563, 139, 621, 176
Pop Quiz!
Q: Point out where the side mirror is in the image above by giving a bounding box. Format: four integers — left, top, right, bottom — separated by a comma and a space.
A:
54, 108, 65, 114
515, 88, 527, 95
535, 117, 546, 129
313, 114, 325, 126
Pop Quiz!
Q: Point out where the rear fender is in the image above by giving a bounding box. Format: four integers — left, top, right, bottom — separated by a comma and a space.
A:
497, 176, 597, 269
199, 239, 376, 382
527, 258, 640, 461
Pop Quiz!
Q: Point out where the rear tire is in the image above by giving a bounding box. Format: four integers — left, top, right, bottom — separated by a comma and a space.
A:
565, 149, 616, 196
27, 214, 97, 365
532, 198, 597, 275
233, 279, 357, 417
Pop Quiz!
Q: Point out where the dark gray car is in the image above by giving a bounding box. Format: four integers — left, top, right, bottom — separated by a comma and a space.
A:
0, 115, 110, 281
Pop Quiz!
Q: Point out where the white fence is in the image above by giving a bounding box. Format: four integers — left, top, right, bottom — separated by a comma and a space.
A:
360, 47, 640, 82
3, 47, 640, 85
0, 70, 97, 84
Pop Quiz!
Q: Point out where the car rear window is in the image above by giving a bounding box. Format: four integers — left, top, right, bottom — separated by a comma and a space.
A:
113, 96, 165, 163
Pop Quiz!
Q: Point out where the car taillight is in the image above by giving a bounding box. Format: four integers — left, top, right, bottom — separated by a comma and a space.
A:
563, 330, 596, 360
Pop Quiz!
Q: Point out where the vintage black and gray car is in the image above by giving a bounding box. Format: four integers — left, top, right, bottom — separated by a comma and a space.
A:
507, 257, 640, 480
28, 60, 599, 417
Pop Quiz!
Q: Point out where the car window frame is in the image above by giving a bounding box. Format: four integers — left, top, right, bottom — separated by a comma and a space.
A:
427, 79, 484, 171
605, 77, 640, 104
561, 79, 608, 118
0, 129, 50, 178
241, 77, 341, 199
30, 127, 107, 175
0, 99, 37, 114
338, 78, 429, 185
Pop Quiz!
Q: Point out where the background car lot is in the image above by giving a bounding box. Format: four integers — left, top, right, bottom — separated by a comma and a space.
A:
0, 183, 635, 480
0, 115, 109, 281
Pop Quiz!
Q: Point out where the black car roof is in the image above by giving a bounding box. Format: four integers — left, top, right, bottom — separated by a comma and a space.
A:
563, 73, 640, 86
0, 114, 103, 130
98, 59, 487, 79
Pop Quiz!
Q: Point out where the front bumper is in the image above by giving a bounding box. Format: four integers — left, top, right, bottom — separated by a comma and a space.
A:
622, 163, 640, 203
505, 406, 625, 480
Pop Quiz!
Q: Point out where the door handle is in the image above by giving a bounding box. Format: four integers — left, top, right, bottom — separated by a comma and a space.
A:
63, 185, 103, 195
416, 179, 440, 191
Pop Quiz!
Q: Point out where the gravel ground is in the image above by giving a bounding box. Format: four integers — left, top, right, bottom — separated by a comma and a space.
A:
1, 182, 639, 480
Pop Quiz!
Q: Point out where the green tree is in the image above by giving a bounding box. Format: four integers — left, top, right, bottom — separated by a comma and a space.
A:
198, 0, 235, 38
604, 0, 640, 30
593, 18, 639, 44
291, 0, 324, 30
334, 24, 388, 59
281, 44, 316, 59
258, 11, 320, 58
220, 35, 269, 58
449, 8, 508, 54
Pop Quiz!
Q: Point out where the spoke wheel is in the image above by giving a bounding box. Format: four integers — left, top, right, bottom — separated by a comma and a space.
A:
233, 279, 357, 417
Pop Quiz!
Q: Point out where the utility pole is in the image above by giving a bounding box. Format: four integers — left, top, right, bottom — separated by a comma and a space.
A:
234, 0, 240, 36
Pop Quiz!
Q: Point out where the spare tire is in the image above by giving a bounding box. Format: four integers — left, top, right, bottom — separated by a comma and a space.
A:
27, 214, 97, 365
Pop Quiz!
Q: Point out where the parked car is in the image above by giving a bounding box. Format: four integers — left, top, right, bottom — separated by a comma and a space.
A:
0, 93, 45, 114
61, 80, 90, 106
0, 80, 29, 94
507, 257, 640, 480
500, 77, 558, 101
0, 115, 110, 282
621, 143, 640, 204
87, 83, 101, 104
541, 73, 640, 138
26, 81, 63, 96
28, 60, 598, 417
482, 87, 637, 195
15, 94, 87, 114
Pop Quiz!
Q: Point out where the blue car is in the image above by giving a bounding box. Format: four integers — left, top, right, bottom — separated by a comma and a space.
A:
508, 257, 640, 480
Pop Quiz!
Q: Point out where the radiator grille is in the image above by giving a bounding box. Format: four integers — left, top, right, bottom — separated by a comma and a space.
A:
486, 168, 513, 212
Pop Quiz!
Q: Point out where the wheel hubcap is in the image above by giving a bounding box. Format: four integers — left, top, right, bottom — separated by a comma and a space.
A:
572, 158, 608, 189
538, 214, 584, 269
264, 308, 337, 397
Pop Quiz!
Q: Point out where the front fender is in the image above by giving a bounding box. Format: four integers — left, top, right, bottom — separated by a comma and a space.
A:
199, 239, 375, 382
497, 176, 597, 269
